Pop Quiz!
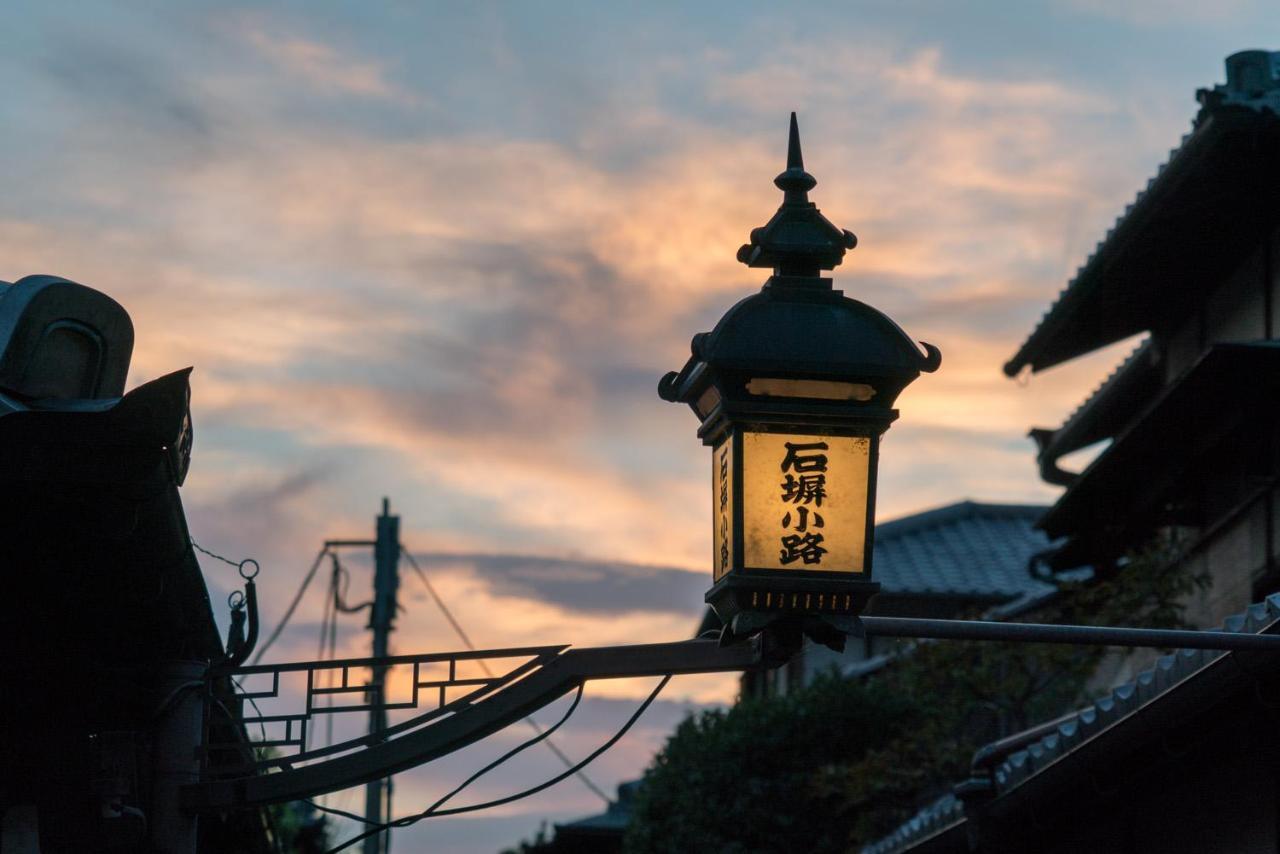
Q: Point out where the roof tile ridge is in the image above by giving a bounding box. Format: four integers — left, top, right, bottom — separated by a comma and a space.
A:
983, 594, 1280, 797
1003, 114, 1201, 377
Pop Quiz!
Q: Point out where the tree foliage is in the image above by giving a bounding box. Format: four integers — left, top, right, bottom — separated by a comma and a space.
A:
624, 534, 1207, 852
624, 673, 917, 854
252, 747, 333, 853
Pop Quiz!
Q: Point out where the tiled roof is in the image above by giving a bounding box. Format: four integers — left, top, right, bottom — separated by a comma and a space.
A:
1035, 338, 1155, 465
1001, 125, 1191, 377
1003, 50, 1280, 378
873, 501, 1055, 601
862, 595, 1280, 854
861, 794, 966, 854
555, 780, 640, 834
1037, 342, 1280, 544
988, 598, 1280, 792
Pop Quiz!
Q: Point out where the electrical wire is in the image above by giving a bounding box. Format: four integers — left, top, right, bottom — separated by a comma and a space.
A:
305, 564, 338, 753
399, 548, 476, 648
308, 681, 586, 829
332, 553, 373, 613
322, 675, 670, 854
211, 690, 286, 854
325, 573, 339, 749
400, 547, 611, 804
253, 546, 330, 665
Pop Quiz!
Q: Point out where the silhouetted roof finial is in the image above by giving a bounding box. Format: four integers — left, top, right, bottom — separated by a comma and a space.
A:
737, 113, 856, 280
787, 111, 804, 170
774, 112, 817, 201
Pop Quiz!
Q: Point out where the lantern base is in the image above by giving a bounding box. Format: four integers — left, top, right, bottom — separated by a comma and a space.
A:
706, 573, 879, 652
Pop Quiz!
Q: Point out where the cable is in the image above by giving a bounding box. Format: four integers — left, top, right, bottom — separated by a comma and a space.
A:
305, 564, 338, 753
151, 681, 204, 723
323, 675, 670, 854
325, 574, 339, 749
191, 538, 244, 569
309, 681, 586, 830
332, 554, 373, 613
210, 689, 286, 854
400, 547, 611, 804
424, 675, 668, 817
253, 546, 330, 665
400, 548, 476, 648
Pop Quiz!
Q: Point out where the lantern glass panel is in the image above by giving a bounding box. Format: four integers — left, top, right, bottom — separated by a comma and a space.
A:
711, 438, 735, 582
741, 431, 870, 573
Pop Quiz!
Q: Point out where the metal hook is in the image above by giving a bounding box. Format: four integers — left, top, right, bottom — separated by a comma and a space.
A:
228, 589, 245, 610
239, 558, 260, 580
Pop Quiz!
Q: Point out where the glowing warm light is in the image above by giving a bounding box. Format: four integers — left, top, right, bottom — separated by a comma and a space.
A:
712, 439, 734, 581
740, 432, 870, 573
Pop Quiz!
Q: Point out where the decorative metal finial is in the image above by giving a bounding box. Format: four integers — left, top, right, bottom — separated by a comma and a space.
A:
787, 111, 803, 167
775, 112, 816, 199
736, 112, 857, 280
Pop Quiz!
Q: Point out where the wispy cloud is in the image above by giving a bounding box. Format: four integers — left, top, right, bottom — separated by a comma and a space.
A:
242, 25, 415, 103
0, 4, 1262, 849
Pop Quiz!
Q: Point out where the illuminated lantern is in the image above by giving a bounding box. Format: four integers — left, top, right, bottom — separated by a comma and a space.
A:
659, 114, 940, 647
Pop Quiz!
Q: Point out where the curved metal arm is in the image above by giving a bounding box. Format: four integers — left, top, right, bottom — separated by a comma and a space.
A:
182, 637, 763, 811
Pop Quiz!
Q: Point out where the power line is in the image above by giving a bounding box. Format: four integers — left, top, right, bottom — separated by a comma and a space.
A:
399, 548, 476, 649
322, 675, 671, 854
253, 546, 330, 665
400, 547, 611, 804
305, 558, 341, 754
309, 681, 585, 829
325, 559, 341, 749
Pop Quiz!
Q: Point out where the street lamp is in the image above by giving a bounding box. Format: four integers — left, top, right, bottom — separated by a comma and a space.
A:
659, 114, 941, 649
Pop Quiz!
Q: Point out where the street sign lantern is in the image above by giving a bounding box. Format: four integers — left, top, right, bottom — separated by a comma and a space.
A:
659, 114, 940, 647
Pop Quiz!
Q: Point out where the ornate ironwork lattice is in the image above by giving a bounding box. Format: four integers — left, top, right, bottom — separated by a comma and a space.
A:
202, 645, 566, 778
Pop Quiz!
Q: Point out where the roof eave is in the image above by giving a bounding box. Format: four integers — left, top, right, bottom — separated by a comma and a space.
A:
1005, 106, 1280, 377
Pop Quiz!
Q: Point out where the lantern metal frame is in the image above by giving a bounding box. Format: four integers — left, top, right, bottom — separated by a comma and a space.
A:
659, 113, 939, 647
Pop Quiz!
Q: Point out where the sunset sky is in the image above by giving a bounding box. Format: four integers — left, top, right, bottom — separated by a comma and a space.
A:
2, 2, 1276, 850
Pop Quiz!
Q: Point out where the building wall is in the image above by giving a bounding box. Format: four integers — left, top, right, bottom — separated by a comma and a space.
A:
1204, 241, 1266, 345
1082, 227, 1280, 693
1163, 309, 1203, 384
1164, 225, 1277, 625
1185, 507, 1260, 627
1160, 226, 1277, 384
1085, 491, 1279, 697
1270, 228, 1280, 338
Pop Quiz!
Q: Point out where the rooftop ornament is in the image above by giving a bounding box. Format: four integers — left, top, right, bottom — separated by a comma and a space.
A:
660, 113, 940, 651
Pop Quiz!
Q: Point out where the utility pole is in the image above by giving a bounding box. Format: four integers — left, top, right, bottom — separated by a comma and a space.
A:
364, 498, 400, 854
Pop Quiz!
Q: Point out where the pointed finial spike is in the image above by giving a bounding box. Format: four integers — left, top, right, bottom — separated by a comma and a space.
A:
748, 113, 853, 276
787, 112, 803, 171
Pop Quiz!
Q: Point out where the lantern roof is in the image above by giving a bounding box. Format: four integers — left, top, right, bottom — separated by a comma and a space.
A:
736, 112, 858, 277
660, 114, 939, 410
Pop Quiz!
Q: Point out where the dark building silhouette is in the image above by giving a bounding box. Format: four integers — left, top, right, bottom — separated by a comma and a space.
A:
866, 48, 1280, 854
0, 275, 272, 852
